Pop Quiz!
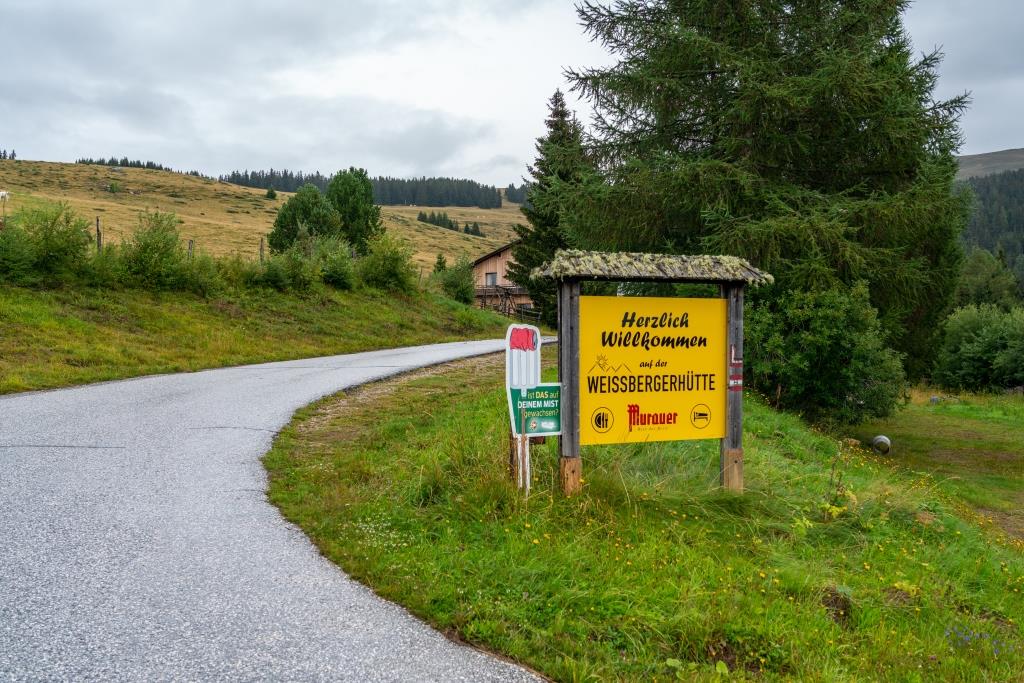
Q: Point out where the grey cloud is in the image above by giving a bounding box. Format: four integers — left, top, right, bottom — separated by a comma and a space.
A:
2, 0, 552, 182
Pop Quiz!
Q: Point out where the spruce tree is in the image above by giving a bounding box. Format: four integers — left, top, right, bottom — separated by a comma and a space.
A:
508, 90, 590, 327
564, 0, 970, 378
326, 167, 383, 255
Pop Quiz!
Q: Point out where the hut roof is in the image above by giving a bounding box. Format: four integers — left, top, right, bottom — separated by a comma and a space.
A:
532, 250, 773, 286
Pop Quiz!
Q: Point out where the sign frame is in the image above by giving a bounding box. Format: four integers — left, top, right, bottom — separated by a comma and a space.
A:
555, 278, 747, 496
577, 295, 728, 446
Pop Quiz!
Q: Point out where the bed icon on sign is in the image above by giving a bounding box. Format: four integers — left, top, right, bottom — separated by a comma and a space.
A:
505, 324, 541, 390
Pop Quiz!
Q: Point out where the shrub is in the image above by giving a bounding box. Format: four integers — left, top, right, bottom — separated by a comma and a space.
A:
265, 187, 277, 200
0, 224, 37, 284
120, 211, 185, 289
315, 237, 355, 290
440, 257, 474, 304
260, 257, 290, 292
176, 253, 224, 297
258, 246, 319, 293
268, 184, 340, 252
81, 245, 126, 288
15, 203, 92, 276
746, 284, 906, 425
357, 233, 416, 293
933, 305, 1024, 391
217, 254, 264, 289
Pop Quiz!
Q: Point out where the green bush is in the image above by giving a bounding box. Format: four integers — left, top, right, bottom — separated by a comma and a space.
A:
15, 203, 92, 276
315, 237, 355, 290
258, 246, 319, 293
268, 184, 340, 252
746, 284, 906, 424
260, 257, 290, 292
177, 253, 224, 297
440, 257, 474, 304
357, 233, 416, 293
81, 245, 126, 288
217, 254, 265, 289
0, 224, 37, 284
121, 211, 186, 289
933, 305, 1024, 391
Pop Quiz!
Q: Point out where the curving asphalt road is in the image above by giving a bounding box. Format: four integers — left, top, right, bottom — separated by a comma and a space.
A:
0, 340, 539, 682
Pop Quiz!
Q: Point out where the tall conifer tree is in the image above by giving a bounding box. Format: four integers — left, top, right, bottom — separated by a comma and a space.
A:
508, 90, 590, 327
564, 0, 970, 377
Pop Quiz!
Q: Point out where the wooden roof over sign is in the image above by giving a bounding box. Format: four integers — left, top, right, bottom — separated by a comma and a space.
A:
533, 250, 773, 286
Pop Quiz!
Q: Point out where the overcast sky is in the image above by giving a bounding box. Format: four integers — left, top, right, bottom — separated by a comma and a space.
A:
1, 1, 1020, 185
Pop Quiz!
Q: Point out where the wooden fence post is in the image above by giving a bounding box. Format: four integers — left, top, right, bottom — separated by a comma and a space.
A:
558, 279, 582, 495
259, 236, 265, 263
95, 216, 102, 252
721, 283, 745, 492
187, 239, 194, 260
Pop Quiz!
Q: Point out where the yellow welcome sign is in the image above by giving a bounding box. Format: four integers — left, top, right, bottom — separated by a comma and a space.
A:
579, 296, 727, 445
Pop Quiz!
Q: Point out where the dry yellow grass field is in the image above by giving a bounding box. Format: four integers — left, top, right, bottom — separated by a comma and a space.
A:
0, 159, 521, 270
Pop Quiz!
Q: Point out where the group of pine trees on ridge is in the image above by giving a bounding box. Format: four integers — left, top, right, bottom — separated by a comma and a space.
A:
0, 149, 16, 160
504, 183, 530, 204
373, 177, 501, 208
220, 169, 332, 194
416, 211, 484, 236
76, 157, 206, 177
220, 169, 503, 209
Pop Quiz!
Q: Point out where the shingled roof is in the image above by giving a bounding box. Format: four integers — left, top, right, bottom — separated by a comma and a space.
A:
532, 250, 773, 286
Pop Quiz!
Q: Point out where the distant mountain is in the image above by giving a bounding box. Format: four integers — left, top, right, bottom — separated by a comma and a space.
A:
957, 148, 1024, 180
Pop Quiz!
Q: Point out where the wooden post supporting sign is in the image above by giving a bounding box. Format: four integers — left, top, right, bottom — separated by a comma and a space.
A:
557, 279, 582, 496
721, 283, 744, 492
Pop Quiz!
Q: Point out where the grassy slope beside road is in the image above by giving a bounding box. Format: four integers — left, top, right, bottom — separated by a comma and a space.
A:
0, 285, 508, 394
265, 351, 1024, 682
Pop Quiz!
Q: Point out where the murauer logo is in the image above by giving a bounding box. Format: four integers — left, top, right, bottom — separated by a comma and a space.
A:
627, 404, 679, 432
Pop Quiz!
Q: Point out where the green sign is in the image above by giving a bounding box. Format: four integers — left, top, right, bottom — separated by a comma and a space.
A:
507, 383, 562, 437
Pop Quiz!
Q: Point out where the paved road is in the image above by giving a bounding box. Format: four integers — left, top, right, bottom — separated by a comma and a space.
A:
0, 341, 539, 682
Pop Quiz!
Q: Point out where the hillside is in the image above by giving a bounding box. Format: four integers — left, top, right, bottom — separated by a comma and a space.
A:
957, 148, 1024, 180
0, 160, 520, 270
962, 168, 1024, 287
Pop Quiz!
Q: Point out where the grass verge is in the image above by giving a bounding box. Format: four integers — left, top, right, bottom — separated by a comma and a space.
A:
0, 284, 508, 394
264, 350, 1024, 681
